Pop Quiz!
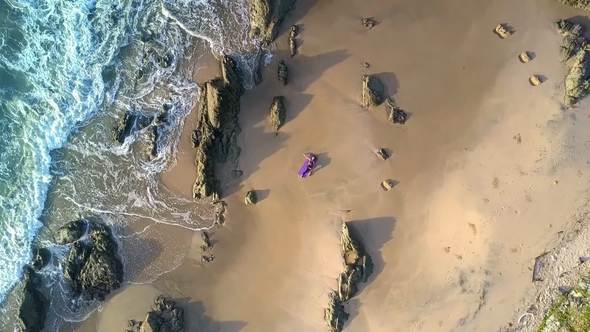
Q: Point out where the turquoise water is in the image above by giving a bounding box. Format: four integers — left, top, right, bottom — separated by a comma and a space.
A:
0, 0, 256, 311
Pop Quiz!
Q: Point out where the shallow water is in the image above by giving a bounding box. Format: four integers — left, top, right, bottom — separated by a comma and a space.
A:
0, 0, 260, 326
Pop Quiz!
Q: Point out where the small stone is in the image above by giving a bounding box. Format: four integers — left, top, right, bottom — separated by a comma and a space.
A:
529, 75, 543, 86
375, 148, 389, 160
519, 51, 532, 63
361, 17, 377, 29
245, 190, 257, 206
381, 179, 396, 191
494, 24, 512, 39
362, 62, 370, 69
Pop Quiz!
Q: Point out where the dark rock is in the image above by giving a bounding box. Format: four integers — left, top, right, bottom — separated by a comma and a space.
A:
191, 130, 199, 148
385, 98, 408, 124
556, 19, 590, 105
18, 267, 49, 332
324, 291, 348, 332
375, 148, 389, 160
113, 112, 153, 144
201, 231, 212, 250
249, 0, 296, 44
201, 254, 215, 263
289, 25, 298, 57
59, 219, 123, 300
54, 219, 88, 245
193, 55, 243, 199
278, 60, 288, 85
127, 295, 184, 332
269, 96, 286, 132
532, 253, 548, 282
32, 247, 51, 271
361, 75, 385, 108
244, 190, 258, 206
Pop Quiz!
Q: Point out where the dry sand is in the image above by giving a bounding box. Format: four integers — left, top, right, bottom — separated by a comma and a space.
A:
77, 0, 590, 331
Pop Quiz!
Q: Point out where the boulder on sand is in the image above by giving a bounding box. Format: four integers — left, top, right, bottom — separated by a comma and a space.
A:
248, 0, 296, 44
269, 96, 286, 132
57, 218, 124, 301
244, 190, 258, 206
519, 51, 532, 63
494, 23, 512, 39
18, 267, 49, 332
289, 25, 298, 57
529, 75, 543, 86
127, 295, 184, 332
192, 55, 243, 199
385, 97, 408, 124
338, 222, 373, 301
361, 75, 385, 108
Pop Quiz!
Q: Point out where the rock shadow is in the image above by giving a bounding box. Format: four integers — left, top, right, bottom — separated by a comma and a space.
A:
564, 16, 590, 39
373, 72, 399, 99
347, 217, 396, 284
180, 299, 247, 332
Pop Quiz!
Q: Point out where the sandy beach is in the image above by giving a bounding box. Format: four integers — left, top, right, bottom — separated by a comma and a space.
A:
74, 0, 590, 331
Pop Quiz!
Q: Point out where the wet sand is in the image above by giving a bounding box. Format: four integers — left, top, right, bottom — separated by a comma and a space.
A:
78, 0, 590, 331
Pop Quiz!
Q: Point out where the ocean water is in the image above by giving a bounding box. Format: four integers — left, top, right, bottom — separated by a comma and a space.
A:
0, 0, 260, 324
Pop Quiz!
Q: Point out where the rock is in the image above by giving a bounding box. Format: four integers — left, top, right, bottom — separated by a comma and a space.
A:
361, 74, 385, 108
381, 179, 396, 191
18, 267, 49, 332
519, 51, 532, 63
191, 130, 199, 148
213, 200, 227, 225
59, 219, 123, 300
54, 218, 88, 245
201, 231, 212, 250
127, 295, 184, 332
113, 111, 153, 144
385, 97, 408, 124
201, 254, 215, 263
529, 75, 543, 86
193, 55, 243, 199
248, 0, 296, 44
338, 222, 373, 301
559, 0, 590, 11
375, 148, 389, 160
32, 247, 51, 271
556, 19, 590, 105
533, 253, 548, 282
278, 60, 288, 85
269, 96, 286, 132
362, 62, 370, 69
494, 23, 512, 39
289, 25, 298, 57
244, 190, 257, 206
324, 291, 348, 332
361, 17, 377, 29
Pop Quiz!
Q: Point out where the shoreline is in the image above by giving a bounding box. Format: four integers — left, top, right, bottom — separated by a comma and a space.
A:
13, 0, 590, 331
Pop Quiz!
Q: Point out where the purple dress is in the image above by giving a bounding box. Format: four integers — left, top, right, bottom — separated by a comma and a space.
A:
298, 154, 317, 178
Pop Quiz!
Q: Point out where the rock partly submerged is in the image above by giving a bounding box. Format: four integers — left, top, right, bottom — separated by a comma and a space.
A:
556, 19, 590, 105
324, 223, 373, 331
56, 218, 123, 301
18, 267, 49, 332
127, 295, 184, 332
249, 0, 296, 44
192, 55, 243, 199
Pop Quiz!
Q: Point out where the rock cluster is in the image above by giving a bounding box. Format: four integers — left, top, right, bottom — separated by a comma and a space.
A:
56, 218, 124, 300
192, 55, 243, 199
269, 96, 286, 132
324, 223, 373, 331
113, 107, 169, 160
556, 19, 590, 105
127, 295, 184, 332
361, 74, 385, 108
248, 0, 296, 44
